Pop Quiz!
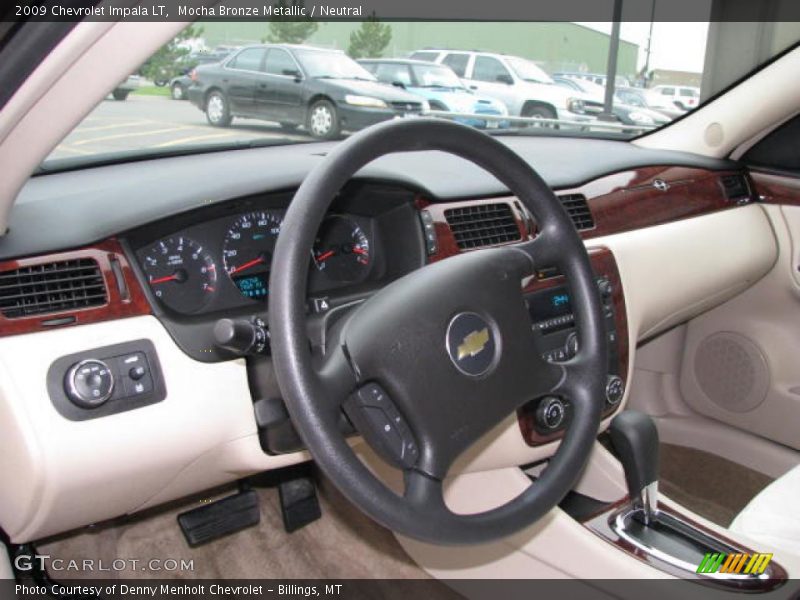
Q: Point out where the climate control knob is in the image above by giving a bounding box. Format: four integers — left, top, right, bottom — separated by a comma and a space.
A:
606, 375, 625, 405
65, 359, 114, 408
536, 396, 566, 430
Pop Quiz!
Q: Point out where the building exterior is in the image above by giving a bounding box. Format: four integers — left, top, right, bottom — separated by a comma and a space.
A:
199, 21, 639, 80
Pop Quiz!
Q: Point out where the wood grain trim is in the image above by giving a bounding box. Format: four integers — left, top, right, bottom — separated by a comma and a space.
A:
568, 166, 744, 239
0, 239, 150, 338
516, 247, 629, 446
583, 498, 789, 589
750, 169, 800, 206
416, 196, 531, 262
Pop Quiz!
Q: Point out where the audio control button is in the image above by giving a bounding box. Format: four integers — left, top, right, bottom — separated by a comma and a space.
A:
536, 396, 566, 430
606, 375, 625, 405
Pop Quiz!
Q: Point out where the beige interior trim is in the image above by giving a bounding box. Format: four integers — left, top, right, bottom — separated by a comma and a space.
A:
0, 542, 12, 580
397, 455, 800, 582
587, 204, 777, 342
635, 46, 800, 158
677, 205, 800, 450
0, 315, 308, 543
0, 21, 187, 233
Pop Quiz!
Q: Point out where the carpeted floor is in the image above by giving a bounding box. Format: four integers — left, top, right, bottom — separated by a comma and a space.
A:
658, 443, 774, 528
36, 469, 456, 594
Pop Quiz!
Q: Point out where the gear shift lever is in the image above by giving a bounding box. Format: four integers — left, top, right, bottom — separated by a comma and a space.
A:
610, 410, 660, 525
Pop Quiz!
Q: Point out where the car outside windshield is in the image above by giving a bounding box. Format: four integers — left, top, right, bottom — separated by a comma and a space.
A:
40, 21, 800, 171
505, 56, 554, 84
294, 49, 376, 80
410, 64, 466, 89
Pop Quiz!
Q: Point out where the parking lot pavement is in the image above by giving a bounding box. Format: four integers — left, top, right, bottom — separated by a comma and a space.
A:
47, 94, 312, 162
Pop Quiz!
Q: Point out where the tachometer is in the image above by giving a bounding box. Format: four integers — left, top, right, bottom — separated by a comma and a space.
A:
313, 216, 371, 284
142, 236, 217, 313
223, 211, 282, 300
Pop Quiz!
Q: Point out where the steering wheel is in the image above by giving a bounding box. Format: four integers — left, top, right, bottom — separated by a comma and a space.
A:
269, 118, 607, 545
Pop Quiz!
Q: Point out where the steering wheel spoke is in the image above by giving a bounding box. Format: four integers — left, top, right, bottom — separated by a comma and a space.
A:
403, 468, 447, 514
315, 342, 358, 409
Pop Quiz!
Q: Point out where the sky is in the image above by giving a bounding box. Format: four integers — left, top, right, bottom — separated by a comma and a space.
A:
578, 22, 711, 74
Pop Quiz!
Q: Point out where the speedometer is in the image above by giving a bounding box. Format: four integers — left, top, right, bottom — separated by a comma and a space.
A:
223, 211, 282, 300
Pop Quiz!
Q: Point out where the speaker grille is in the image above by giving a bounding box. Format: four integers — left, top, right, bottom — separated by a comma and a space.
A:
694, 332, 769, 413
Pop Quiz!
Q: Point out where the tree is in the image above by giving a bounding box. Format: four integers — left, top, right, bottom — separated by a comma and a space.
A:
264, 1, 319, 44
348, 14, 392, 59
140, 24, 204, 84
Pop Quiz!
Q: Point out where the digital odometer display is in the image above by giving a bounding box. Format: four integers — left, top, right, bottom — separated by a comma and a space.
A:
232, 273, 269, 300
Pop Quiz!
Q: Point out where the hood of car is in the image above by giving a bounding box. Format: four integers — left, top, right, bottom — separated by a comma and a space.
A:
315, 78, 423, 103
515, 80, 572, 103
406, 87, 506, 113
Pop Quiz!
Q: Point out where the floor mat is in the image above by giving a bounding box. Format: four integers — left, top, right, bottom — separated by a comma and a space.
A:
36, 470, 457, 593
659, 443, 774, 528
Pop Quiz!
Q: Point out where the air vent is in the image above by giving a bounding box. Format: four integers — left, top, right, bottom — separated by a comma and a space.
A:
720, 174, 751, 204
558, 194, 595, 230
444, 202, 521, 250
0, 258, 107, 319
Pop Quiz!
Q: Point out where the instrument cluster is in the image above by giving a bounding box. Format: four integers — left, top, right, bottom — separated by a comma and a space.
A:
135, 209, 376, 316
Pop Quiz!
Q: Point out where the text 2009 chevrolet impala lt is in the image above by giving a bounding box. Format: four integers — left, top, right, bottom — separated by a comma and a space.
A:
1, 13, 800, 596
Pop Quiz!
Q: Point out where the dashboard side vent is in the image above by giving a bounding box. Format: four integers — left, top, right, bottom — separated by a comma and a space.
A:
444, 202, 521, 250
558, 194, 595, 231
720, 174, 751, 204
0, 258, 107, 319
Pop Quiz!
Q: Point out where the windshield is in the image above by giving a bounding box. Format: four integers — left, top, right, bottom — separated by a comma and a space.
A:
505, 56, 554, 84
410, 64, 465, 89
293, 49, 376, 80
42, 21, 800, 171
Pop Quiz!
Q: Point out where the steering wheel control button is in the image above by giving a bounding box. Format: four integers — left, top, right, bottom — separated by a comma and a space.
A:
344, 383, 419, 469
65, 359, 114, 408
536, 396, 567, 431
446, 312, 497, 377
606, 375, 625, 406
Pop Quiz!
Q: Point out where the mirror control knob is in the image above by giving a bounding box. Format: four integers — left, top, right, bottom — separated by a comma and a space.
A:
65, 359, 114, 408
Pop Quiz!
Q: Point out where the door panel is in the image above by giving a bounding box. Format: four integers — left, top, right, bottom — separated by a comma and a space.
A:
255, 49, 304, 122
224, 48, 267, 113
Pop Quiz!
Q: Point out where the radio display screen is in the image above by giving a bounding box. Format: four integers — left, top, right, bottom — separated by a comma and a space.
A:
527, 286, 572, 320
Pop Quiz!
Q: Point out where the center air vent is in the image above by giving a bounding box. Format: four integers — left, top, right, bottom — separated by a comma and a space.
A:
558, 194, 595, 231
444, 202, 521, 250
720, 174, 751, 204
0, 258, 107, 319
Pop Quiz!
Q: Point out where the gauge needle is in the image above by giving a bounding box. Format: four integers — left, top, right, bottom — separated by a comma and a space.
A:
150, 274, 179, 285
315, 249, 336, 262
352, 247, 367, 256
228, 256, 264, 275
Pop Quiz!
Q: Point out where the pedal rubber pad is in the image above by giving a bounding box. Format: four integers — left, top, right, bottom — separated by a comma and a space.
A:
279, 476, 321, 533
178, 489, 260, 547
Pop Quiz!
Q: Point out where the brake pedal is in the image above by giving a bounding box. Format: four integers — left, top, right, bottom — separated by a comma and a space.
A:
279, 473, 321, 533
178, 489, 260, 547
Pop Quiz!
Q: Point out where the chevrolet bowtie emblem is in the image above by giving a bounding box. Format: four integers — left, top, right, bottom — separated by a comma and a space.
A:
457, 328, 490, 361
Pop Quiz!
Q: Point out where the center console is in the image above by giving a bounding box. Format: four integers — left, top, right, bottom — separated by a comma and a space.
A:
518, 247, 629, 445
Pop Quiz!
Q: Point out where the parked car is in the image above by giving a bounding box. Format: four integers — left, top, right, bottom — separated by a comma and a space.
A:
409, 49, 594, 126
170, 50, 234, 100
553, 76, 670, 128
111, 74, 141, 101
614, 86, 687, 120
187, 44, 428, 139
554, 71, 632, 88
650, 85, 701, 110
358, 58, 509, 129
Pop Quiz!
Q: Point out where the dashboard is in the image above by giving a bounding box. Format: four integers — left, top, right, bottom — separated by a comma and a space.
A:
123, 184, 425, 361
0, 135, 778, 544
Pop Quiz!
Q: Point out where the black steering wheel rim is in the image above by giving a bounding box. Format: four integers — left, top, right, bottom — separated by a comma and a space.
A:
269, 118, 607, 545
